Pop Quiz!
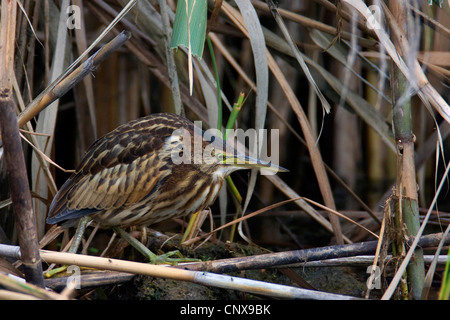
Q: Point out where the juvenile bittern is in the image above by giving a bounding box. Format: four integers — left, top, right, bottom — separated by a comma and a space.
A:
47, 113, 284, 263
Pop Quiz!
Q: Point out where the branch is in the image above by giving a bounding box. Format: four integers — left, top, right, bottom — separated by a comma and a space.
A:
17, 30, 131, 127
181, 232, 449, 273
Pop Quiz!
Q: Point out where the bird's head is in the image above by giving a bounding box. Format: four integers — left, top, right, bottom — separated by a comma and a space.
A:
166, 123, 287, 176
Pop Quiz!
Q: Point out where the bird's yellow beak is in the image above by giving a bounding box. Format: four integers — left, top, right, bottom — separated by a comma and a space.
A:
220, 152, 288, 173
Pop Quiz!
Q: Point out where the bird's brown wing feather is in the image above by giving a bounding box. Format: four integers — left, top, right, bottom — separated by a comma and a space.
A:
47, 114, 189, 223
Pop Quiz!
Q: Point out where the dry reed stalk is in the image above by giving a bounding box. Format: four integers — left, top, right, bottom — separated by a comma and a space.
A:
221, 0, 344, 245
0, 0, 44, 287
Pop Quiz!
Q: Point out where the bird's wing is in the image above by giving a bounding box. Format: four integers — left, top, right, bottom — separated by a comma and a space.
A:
47, 115, 183, 224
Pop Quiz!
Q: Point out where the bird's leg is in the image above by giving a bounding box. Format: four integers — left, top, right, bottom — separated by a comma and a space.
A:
181, 211, 199, 243
68, 216, 92, 253
112, 226, 198, 265
45, 216, 92, 278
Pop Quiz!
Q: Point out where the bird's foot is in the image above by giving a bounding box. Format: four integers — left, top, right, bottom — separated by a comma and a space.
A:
148, 250, 200, 265
45, 265, 69, 278
112, 226, 199, 265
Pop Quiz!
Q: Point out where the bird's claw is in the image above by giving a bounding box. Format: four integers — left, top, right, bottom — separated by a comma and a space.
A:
45, 265, 69, 278
149, 250, 200, 265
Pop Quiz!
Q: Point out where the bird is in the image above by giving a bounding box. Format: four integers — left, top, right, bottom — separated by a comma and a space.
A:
46, 113, 284, 263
